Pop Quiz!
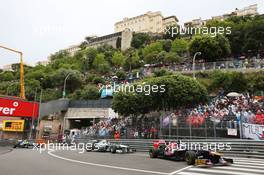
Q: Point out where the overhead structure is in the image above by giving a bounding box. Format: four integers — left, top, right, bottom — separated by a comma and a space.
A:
0, 45, 25, 99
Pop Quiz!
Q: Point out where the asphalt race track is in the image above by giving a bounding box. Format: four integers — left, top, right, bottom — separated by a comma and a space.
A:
0, 148, 263, 175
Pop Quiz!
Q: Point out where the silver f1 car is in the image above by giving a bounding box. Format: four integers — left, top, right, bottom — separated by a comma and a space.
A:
85, 139, 136, 153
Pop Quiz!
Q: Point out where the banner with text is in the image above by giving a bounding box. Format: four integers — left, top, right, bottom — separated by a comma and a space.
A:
243, 123, 264, 140
0, 97, 39, 118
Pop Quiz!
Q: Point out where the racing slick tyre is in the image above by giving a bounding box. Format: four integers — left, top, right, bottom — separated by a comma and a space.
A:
223, 158, 234, 164
110, 145, 117, 153
149, 149, 158, 158
185, 151, 196, 165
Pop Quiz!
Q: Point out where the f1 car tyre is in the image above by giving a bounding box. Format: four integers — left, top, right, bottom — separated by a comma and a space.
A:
149, 149, 158, 158
223, 158, 234, 164
185, 151, 196, 165
111, 145, 117, 153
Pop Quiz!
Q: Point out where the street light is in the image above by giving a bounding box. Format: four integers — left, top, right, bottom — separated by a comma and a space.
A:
63, 73, 73, 99
0, 45, 25, 99
192, 52, 202, 79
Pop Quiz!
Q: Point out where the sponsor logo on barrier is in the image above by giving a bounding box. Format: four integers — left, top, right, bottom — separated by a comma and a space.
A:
2, 120, 25, 132
0, 98, 39, 118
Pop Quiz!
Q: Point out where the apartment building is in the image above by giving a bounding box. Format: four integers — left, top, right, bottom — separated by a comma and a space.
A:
185, 4, 259, 27
115, 11, 178, 34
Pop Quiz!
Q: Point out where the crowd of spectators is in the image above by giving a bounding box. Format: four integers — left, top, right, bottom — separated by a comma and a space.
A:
81, 118, 128, 138
186, 94, 264, 127
80, 117, 159, 139
78, 94, 263, 139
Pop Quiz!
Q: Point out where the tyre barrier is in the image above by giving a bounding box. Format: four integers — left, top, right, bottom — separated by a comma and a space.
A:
75, 139, 264, 159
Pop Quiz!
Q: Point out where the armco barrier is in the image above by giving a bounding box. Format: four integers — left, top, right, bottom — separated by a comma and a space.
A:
0, 139, 17, 147
75, 139, 264, 159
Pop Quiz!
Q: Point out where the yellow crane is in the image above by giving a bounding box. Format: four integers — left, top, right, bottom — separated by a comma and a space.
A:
0, 45, 25, 99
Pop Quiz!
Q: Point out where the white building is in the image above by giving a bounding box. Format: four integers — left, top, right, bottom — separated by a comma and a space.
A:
2, 64, 13, 72
115, 11, 178, 34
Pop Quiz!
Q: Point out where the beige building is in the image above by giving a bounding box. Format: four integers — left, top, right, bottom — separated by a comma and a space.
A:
2, 64, 13, 72
212, 4, 258, 21
115, 11, 178, 34
87, 29, 133, 51
235, 4, 258, 17
184, 18, 206, 27
184, 18, 207, 28
63, 45, 81, 56
185, 4, 259, 27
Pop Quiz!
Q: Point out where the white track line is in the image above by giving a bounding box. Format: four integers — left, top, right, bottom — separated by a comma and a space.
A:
231, 161, 264, 166
168, 166, 192, 175
214, 166, 264, 173
178, 172, 212, 175
48, 151, 169, 175
186, 167, 260, 175
231, 164, 264, 169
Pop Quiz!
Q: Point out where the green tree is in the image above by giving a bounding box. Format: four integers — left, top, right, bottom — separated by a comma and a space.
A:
115, 70, 126, 80
243, 18, 264, 54
142, 41, 163, 58
189, 35, 231, 61
92, 76, 105, 84
0, 71, 15, 81
51, 68, 83, 93
164, 52, 181, 64
247, 71, 264, 93
163, 39, 172, 52
153, 68, 172, 77
171, 38, 189, 56
142, 41, 164, 64
124, 49, 141, 71
71, 85, 100, 100
92, 53, 110, 73
112, 74, 208, 115
112, 51, 125, 68
131, 33, 151, 49
210, 71, 248, 93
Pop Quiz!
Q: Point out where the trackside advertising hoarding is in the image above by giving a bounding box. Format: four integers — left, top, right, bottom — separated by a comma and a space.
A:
2, 120, 25, 132
243, 123, 264, 140
0, 97, 39, 118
